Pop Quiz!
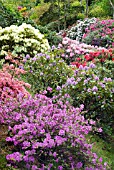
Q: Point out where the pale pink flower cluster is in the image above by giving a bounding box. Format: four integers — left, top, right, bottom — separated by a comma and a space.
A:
58, 37, 107, 59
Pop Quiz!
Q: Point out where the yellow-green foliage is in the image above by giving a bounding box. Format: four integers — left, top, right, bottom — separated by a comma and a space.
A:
71, 0, 81, 7
77, 13, 85, 20
89, 5, 106, 17
30, 3, 51, 24
89, 0, 112, 18
1, 0, 36, 9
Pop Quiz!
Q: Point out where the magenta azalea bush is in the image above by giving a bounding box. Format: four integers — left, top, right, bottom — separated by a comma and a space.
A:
0, 94, 107, 170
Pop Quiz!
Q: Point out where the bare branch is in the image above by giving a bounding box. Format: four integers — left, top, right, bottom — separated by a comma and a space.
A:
109, 0, 114, 9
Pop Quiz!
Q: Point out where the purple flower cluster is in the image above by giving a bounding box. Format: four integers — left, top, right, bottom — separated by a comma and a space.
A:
0, 94, 106, 169
58, 64, 114, 137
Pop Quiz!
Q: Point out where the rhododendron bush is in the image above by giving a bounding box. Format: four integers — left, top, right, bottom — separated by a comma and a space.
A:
0, 69, 30, 101
22, 52, 73, 95
67, 18, 97, 41
0, 23, 50, 58
71, 48, 114, 68
58, 37, 106, 64
58, 64, 114, 135
82, 19, 114, 48
0, 94, 107, 170
67, 18, 114, 48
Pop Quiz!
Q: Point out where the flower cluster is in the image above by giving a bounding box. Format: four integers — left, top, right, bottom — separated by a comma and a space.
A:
58, 64, 114, 135
71, 48, 114, 68
17, 6, 27, 12
0, 94, 107, 169
82, 19, 114, 48
0, 18, 113, 170
0, 69, 30, 102
0, 23, 50, 58
23, 52, 73, 95
58, 37, 106, 64
67, 18, 96, 41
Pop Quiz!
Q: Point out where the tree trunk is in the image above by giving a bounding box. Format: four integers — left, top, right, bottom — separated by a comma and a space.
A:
85, 0, 88, 17
109, 0, 114, 19
57, 0, 61, 32
64, 0, 67, 30
80, 0, 82, 6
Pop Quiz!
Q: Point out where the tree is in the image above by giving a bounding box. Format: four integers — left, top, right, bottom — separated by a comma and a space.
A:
85, 0, 95, 17
109, 0, 114, 19
85, 0, 89, 16
62, 0, 71, 30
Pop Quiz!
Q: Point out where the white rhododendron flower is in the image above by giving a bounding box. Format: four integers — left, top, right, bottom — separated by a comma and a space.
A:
0, 23, 50, 58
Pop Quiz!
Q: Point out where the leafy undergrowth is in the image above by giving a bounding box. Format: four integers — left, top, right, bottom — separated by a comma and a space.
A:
0, 125, 15, 170
87, 134, 114, 170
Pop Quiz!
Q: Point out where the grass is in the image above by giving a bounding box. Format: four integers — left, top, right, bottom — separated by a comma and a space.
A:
0, 125, 14, 170
87, 134, 114, 170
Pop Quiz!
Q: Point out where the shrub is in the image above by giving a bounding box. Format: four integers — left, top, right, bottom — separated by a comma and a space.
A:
0, 94, 107, 169
77, 13, 85, 20
0, 68, 30, 102
0, 23, 50, 58
58, 37, 106, 64
29, 3, 50, 25
82, 19, 114, 48
103, 60, 114, 79
38, 3, 59, 26
46, 20, 63, 32
0, 52, 31, 103
37, 25, 62, 46
22, 52, 73, 95
46, 15, 79, 32
89, 6, 106, 18
59, 64, 114, 135
0, 0, 23, 28
67, 18, 96, 41
89, 0, 113, 18
71, 48, 114, 69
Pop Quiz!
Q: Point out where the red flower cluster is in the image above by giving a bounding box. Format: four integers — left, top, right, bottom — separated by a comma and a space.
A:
71, 49, 114, 68
17, 6, 23, 11
71, 60, 87, 68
